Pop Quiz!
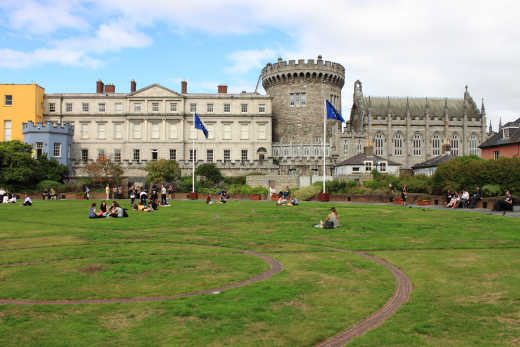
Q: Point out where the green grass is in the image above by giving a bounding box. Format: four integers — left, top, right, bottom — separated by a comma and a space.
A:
0, 200, 519, 346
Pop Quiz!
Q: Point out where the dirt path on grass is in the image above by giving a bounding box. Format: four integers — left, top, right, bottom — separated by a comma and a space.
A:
0, 249, 283, 305
316, 248, 413, 346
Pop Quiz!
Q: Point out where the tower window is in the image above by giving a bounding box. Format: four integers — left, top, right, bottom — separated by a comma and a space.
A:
289, 92, 306, 106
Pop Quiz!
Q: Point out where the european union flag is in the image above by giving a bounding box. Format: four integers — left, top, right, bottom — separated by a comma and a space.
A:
194, 113, 208, 139
326, 100, 345, 123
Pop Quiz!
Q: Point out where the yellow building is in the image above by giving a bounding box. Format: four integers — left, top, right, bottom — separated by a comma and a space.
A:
0, 84, 45, 142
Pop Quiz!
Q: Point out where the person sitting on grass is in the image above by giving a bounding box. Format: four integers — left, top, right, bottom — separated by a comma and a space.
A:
206, 195, 214, 204
493, 191, 513, 215
23, 194, 32, 206
97, 200, 108, 216
7, 192, 17, 203
287, 197, 299, 206
276, 196, 287, 206
314, 207, 340, 229
89, 202, 104, 219
49, 187, 57, 200
216, 195, 227, 204
108, 202, 125, 218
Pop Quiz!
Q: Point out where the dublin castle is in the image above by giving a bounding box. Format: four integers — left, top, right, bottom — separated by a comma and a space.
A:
3, 55, 487, 181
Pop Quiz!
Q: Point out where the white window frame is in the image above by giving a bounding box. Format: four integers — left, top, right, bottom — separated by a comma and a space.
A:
207, 149, 214, 162
375, 132, 384, 156
258, 104, 265, 113
115, 102, 123, 113
207, 103, 214, 113
432, 135, 441, 156
133, 149, 140, 162
80, 123, 89, 139
170, 103, 177, 112
3, 120, 12, 141
223, 124, 232, 140
132, 122, 142, 139
82, 103, 89, 112
412, 133, 422, 156
97, 123, 106, 139
190, 149, 197, 162
240, 103, 248, 113
190, 103, 196, 113
451, 135, 460, 156
98, 103, 105, 113
66, 103, 72, 112
49, 103, 56, 112
240, 124, 249, 140
223, 103, 231, 113
169, 149, 176, 161
53, 143, 61, 158
81, 149, 88, 162
241, 149, 248, 161
114, 149, 121, 163
224, 149, 231, 161
393, 133, 403, 156
364, 161, 373, 172
469, 135, 479, 156
113, 122, 123, 139
152, 102, 159, 112
133, 103, 142, 112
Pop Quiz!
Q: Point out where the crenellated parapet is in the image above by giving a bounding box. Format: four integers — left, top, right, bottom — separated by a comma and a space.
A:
22, 121, 74, 135
261, 55, 345, 89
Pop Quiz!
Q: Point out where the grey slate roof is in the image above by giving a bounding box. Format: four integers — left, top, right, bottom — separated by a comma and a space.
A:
411, 152, 454, 169
362, 97, 480, 116
335, 153, 401, 167
479, 117, 520, 148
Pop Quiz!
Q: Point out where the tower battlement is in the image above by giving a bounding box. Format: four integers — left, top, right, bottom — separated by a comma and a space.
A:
261, 56, 345, 89
22, 121, 74, 135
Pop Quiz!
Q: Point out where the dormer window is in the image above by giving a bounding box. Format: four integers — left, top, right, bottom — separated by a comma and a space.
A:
503, 128, 510, 139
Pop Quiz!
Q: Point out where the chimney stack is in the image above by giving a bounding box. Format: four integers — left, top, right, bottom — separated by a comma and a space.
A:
181, 80, 187, 94
130, 80, 136, 93
96, 80, 104, 93
218, 85, 228, 94
105, 84, 115, 93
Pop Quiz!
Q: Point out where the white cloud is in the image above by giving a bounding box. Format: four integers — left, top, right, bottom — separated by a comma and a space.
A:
226, 49, 277, 73
0, 21, 151, 68
2, 0, 89, 35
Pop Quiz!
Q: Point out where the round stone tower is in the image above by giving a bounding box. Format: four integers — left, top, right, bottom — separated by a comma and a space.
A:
261, 56, 345, 144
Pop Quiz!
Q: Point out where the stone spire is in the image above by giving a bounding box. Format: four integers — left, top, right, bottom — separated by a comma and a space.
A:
386, 96, 391, 114
499, 117, 502, 130
425, 97, 430, 113
444, 97, 449, 115
481, 98, 486, 115
488, 120, 493, 134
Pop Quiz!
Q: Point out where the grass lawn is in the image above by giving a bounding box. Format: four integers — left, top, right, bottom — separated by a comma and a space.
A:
0, 200, 519, 346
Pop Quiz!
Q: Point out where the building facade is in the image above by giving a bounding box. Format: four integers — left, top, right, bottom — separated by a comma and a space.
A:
34, 55, 489, 181
0, 84, 45, 142
341, 81, 487, 169
479, 118, 520, 159
42, 81, 275, 180
22, 121, 74, 172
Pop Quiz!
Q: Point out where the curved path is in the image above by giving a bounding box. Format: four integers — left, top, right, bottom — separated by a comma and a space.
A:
0, 249, 283, 305
316, 248, 413, 346
0, 242, 412, 346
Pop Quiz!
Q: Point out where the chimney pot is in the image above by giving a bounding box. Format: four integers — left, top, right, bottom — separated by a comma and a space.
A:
218, 85, 228, 94
96, 80, 104, 93
130, 80, 136, 93
105, 84, 115, 93
181, 80, 187, 94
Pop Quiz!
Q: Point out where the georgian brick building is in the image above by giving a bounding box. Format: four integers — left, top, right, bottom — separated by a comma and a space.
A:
479, 118, 520, 159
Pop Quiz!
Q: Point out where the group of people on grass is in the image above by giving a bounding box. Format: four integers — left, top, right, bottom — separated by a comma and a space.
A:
89, 200, 127, 218
41, 188, 58, 200
206, 191, 229, 204
275, 186, 299, 206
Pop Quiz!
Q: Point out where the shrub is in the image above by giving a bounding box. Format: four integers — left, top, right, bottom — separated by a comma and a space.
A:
251, 186, 268, 195
223, 176, 246, 185
482, 184, 502, 197
294, 185, 321, 201
195, 163, 223, 184
38, 180, 65, 193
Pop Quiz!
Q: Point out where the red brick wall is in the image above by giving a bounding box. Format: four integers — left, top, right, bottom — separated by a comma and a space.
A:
481, 143, 520, 160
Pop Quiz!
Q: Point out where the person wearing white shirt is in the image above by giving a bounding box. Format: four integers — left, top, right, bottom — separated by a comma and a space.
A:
23, 194, 32, 206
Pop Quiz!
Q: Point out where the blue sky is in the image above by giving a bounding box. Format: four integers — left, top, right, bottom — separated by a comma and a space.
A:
1, 0, 519, 129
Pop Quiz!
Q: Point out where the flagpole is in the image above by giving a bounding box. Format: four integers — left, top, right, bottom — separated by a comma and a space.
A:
192, 113, 195, 193
323, 99, 326, 194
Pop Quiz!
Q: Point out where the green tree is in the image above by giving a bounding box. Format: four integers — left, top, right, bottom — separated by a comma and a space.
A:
85, 157, 124, 184
144, 160, 180, 183
195, 163, 223, 184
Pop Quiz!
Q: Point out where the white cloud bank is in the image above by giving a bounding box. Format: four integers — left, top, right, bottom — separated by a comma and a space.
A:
1, 0, 519, 126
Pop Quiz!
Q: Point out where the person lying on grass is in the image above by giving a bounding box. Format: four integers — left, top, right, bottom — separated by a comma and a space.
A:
88, 202, 104, 219
134, 203, 153, 212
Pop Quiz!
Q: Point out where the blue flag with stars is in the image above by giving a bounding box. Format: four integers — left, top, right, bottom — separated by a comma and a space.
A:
194, 113, 208, 139
326, 100, 345, 123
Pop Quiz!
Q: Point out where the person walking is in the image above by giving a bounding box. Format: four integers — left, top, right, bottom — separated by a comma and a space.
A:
84, 185, 90, 200
401, 184, 407, 206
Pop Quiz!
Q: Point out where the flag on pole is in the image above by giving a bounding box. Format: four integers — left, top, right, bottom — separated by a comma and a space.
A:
194, 113, 208, 139
326, 100, 345, 123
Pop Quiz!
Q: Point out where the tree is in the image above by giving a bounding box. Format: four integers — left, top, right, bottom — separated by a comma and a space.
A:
195, 163, 223, 184
0, 141, 68, 188
84, 157, 124, 184
144, 160, 180, 183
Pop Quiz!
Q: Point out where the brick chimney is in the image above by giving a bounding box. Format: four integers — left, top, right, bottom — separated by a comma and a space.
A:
181, 80, 187, 94
130, 80, 136, 93
96, 80, 104, 93
105, 84, 115, 93
218, 85, 228, 94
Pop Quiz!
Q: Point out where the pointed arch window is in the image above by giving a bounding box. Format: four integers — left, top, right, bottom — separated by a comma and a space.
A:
469, 135, 479, 156
432, 134, 441, 156
375, 132, 385, 156
451, 134, 460, 156
393, 133, 403, 156
412, 133, 422, 156
343, 140, 348, 155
